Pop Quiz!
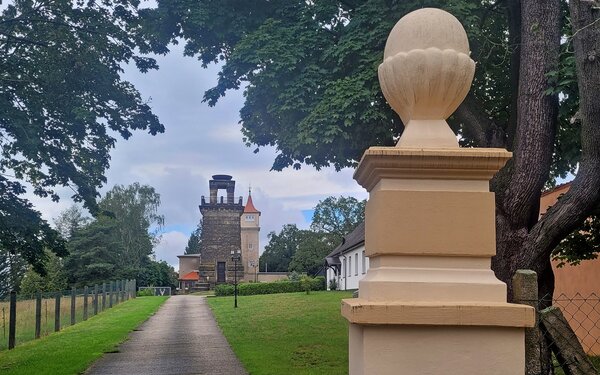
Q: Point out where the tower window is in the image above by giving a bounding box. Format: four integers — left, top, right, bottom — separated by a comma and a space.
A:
248, 243, 253, 250
245, 215, 255, 221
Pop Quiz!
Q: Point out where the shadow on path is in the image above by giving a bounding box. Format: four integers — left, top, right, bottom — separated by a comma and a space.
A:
85, 295, 248, 375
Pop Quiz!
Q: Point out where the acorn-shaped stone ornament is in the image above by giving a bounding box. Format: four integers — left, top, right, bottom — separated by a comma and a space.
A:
378, 8, 475, 148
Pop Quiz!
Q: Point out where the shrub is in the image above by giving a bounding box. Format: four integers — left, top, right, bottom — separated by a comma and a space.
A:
137, 288, 154, 297
214, 284, 235, 296
300, 275, 312, 294
213, 277, 326, 297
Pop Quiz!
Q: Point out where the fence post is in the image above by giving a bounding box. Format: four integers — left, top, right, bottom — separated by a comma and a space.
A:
102, 283, 106, 311
83, 286, 88, 321
125, 280, 129, 301
513, 270, 544, 375
93, 284, 98, 316
35, 291, 42, 339
109, 281, 113, 308
8, 291, 16, 350
54, 292, 61, 332
71, 287, 76, 325
122, 279, 126, 301
133, 279, 136, 298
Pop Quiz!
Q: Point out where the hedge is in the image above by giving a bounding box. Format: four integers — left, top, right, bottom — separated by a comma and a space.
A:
214, 276, 326, 297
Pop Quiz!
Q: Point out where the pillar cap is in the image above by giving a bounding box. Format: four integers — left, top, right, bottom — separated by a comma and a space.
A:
342, 299, 535, 327
354, 147, 511, 191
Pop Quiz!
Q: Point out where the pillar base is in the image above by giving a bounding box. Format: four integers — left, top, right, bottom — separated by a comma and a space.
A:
349, 323, 526, 375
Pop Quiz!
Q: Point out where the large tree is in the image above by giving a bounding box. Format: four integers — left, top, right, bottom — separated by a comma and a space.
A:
65, 183, 164, 286
259, 224, 304, 272
0, 0, 165, 269
99, 183, 164, 270
150, 0, 600, 300
311, 196, 366, 246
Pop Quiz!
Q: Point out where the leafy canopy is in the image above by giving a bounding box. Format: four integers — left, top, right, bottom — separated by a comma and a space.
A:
0, 0, 166, 269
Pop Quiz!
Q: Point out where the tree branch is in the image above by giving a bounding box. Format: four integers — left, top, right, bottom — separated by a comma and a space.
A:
502, 0, 561, 230
520, 0, 600, 268
454, 94, 506, 147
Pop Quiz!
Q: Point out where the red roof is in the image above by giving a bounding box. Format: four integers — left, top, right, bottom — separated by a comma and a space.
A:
179, 271, 200, 281
244, 194, 260, 213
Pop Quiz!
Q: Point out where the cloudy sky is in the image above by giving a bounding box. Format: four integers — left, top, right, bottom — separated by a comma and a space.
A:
28, 43, 368, 269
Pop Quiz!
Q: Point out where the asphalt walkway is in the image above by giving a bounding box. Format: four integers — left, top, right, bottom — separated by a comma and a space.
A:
85, 295, 248, 375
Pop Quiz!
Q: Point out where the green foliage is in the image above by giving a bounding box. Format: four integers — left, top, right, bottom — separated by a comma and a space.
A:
0, 249, 27, 298
184, 220, 203, 255
65, 216, 123, 286
553, 207, 600, 267
311, 196, 365, 243
19, 251, 68, 296
147, 1, 540, 172
142, 261, 178, 289
259, 224, 303, 272
99, 183, 164, 269
53, 206, 90, 240
300, 275, 312, 294
0, 0, 165, 273
0, 178, 66, 275
214, 283, 235, 297
214, 278, 326, 297
137, 288, 155, 297
288, 231, 331, 276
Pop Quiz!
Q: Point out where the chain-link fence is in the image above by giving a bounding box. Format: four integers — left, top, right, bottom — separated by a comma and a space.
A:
537, 293, 600, 375
514, 270, 600, 375
0, 279, 136, 351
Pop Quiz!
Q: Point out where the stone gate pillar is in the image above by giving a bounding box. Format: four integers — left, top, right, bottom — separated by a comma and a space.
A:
342, 8, 535, 375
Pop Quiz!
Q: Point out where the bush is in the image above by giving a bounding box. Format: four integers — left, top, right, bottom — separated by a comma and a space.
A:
137, 288, 154, 297
213, 277, 326, 297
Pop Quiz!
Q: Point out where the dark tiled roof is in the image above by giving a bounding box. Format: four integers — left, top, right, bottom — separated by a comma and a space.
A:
325, 222, 365, 266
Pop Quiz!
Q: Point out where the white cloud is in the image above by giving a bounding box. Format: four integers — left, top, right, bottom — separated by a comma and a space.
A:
24, 42, 370, 267
154, 231, 189, 270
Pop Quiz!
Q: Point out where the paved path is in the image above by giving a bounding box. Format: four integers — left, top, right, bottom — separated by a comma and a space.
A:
86, 295, 248, 375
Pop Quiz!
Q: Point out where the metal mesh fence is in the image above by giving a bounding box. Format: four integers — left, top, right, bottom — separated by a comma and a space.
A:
537, 293, 600, 374
0, 280, 136, 351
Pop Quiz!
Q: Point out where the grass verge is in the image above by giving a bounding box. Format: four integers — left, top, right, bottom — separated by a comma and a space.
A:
207, 290, 352, 375
0, 296, 168, 375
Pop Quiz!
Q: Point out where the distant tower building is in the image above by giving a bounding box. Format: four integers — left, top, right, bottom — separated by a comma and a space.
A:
240, 188, 260, 280
198, 175, 244, 286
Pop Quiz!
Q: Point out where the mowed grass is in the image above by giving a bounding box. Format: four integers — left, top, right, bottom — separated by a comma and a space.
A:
207, 291, 353, 375
0, 296, 168, 375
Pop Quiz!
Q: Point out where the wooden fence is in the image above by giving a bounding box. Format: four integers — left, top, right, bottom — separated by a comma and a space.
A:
0, 279, 136, 351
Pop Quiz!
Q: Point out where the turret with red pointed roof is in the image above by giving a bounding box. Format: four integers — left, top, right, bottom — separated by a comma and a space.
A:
241, 187, 260, 280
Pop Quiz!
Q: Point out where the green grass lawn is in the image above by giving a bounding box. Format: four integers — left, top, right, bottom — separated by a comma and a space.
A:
0, 296, 168, 375
207, 290, 352, 375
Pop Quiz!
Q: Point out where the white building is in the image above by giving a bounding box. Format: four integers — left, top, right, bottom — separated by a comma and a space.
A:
325, 222, 368, 290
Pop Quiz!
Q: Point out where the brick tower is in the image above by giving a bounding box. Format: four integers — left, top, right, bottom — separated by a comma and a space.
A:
199, 175, 244, 286
240, 188, 260, 281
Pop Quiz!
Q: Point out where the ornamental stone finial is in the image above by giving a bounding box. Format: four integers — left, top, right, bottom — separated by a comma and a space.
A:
378, 8, 475, 148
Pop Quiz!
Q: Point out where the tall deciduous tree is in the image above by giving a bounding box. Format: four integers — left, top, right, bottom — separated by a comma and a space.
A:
259, 224, 303, 272
150, 0, 600, 300
311, 196, 366, 246
288, 231, 331, 276
54, 205, 90, 240
99, 183, 164, 269
0, 0, 165, 269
